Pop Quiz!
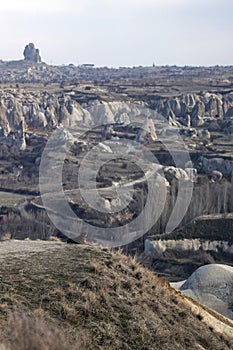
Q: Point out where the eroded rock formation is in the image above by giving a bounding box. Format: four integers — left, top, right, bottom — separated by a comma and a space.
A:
23, 43, 41, 63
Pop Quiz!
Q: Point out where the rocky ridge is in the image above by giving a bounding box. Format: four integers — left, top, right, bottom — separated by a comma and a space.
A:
0, 87, 233, 150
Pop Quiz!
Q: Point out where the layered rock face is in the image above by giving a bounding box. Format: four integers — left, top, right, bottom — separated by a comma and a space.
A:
0, 90, 92, 150
0, 89, 233, 150
23, 43, 41, 63
0, 90, 91, 132
154, 92, 233, 125
0, 96, 159, 142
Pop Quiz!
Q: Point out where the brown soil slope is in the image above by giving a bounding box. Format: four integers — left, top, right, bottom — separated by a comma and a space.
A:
0, 242, 232, 350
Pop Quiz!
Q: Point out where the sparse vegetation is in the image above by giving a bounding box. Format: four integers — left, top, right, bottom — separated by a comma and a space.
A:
0, 311, 83, 350
0, 245, 231, 349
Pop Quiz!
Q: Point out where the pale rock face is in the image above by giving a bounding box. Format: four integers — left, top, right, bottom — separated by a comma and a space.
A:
88, 102, 115, 125
156, 92, 233, 127
45, 105, 57, 126
136, 117, 157, 142
191, 101, 205, 119
116, 112, 130, 124
168, 110, 178, 126
161, 101, 173, 120
169, 98, 181, 116
7, 101, 25, 132
116, 102, 141, 119
87, 101, 148, 126
206, 94, 223, 118
0, 100, 10, 135
179, 264, 233, 319
184, 168, 197, 182
146, 239, 233, 255
0, 89, 233, 151
34, 111, 48, 127
59, 105, 72, 127
68, 102, 92, 126
183, 93, 196, 108
222, 99, 230, 116
98, 142, 113, 153
162, 166, 190, 183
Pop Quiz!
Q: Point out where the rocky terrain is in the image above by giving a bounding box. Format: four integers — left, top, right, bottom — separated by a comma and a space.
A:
1, 83, 233, 235
0, 46, 232, 336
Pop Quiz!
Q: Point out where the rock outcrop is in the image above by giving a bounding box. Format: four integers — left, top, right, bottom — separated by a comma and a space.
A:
0, 89, 233, 153
198, 156, 233, 178
23, 43, 41, 63
174, 264, 233, 320
156, 92, 233, 126
136, 116, 157, 142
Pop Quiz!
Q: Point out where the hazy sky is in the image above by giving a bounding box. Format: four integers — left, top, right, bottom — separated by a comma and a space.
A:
0, 0, 232, 67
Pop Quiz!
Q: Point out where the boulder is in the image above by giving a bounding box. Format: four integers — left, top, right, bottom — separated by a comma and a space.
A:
163, 166, 190, 183
179, 264, 233, 319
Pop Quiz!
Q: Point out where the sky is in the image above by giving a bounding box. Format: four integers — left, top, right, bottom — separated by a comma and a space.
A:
0, 0, 232, 67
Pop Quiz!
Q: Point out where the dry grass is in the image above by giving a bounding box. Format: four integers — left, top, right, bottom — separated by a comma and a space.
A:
0, 311, 83, 350
0, 244, 231, 350
0, 192, 27, 207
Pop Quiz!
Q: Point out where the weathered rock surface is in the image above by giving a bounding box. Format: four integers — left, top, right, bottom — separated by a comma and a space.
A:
198, 156, 233, 177
136, 117, 157, 142
0, 90, 95, 148
172, 264, 233, 320
0, 88, 233, 155
156, 92, 233, 125
23, 43, 41, 63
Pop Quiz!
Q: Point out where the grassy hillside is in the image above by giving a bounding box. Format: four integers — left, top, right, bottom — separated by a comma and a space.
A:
0, 243, 232, 349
